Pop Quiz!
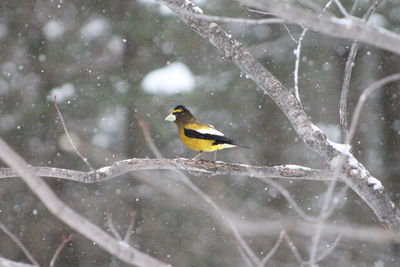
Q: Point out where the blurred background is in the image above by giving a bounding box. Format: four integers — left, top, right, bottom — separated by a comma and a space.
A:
0, 0, 400, 266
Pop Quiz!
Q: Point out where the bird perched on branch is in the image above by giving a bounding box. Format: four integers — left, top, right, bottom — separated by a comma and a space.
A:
165, 105, 249, 160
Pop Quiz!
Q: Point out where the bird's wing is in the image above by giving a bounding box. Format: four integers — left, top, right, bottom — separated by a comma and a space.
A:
183, 126, 238, 146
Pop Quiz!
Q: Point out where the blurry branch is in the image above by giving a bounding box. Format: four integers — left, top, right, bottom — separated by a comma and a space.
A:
238, 0, 400, 56
293, 0, 334, 107
339, 0, 383, 142
49, 234, 73, 267
161, 0, 400, 230
255, 176, 318, 222
106, 208, 123, 241
53, 98, 94, 171
0, 159, 327, 182
347, 73, 400, 144
105, 209, 137, 243
260, 230, 306, 266
332, 0, 349, 17
0, 257, 35, 267
0, 223, 39, 266
0, 138, 170, 267
124, 211, 137, 243
259, 231, 285, 266
310, 3, 384, 261
311, 1, 383, 262
138, 120, 260, 266
315, 234, 342, 263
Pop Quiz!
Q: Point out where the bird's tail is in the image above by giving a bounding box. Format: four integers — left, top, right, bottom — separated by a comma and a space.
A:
236, 144, 250, 149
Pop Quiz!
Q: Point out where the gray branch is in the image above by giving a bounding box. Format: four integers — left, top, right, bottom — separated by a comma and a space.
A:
0, 158, 327, 182
241, 0, 400, 56
161, 0, 400, 230
0, 138, 170, 267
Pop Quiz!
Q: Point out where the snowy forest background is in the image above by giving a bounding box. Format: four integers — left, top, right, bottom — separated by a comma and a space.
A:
1, 0, 400, 266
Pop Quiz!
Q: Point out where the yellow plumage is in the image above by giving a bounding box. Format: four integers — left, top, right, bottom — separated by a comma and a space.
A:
165, 105, 248, 159
178, 125, 236, 152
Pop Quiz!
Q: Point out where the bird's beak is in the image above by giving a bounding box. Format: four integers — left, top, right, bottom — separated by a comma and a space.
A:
165, 113, 176, 121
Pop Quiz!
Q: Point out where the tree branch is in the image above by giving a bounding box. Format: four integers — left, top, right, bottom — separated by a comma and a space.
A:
0, 138, 170, 267
240, 0, 400, 56
0, 158, 327, 182
160, 0, 400, 230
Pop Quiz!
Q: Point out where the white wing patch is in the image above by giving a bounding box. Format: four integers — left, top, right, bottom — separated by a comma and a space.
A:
196, 127, 224, 136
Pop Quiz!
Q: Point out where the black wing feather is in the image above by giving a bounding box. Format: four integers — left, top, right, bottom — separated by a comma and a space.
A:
184, 128, 238, 146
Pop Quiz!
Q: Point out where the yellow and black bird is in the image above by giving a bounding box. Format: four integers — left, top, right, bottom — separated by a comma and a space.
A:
165, 105, 248, 160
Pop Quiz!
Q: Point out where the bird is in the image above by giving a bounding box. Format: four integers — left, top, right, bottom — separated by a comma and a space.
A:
165, 105, 249, 160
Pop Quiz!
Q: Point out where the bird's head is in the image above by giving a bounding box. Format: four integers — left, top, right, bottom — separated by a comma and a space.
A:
165, 105, 195, 125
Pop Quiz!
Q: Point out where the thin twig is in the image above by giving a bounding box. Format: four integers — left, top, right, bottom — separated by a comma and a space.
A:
350, 0, 359, 15
49, 234, 73, 267
282, 24, 298, 43
106, 208, 122, 241
339, 0, 383, 142
315, 234, 342, 263
333, 0, 349, 17
293, 27, 306, 106
259, 231, 285, 266
292, 0, 333, 107
347, 73, 400, 144
282, 232, 304, 264
0, 223, 39, 266
257, 177, 317, 222
124, 210, 137, 243
53, 97, 94, 171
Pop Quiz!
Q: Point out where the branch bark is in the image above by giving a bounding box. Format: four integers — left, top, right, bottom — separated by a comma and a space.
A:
161, 0, 400, 230
0, 158, 326, 182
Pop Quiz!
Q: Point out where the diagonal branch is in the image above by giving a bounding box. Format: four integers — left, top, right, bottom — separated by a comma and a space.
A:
160, 0, 400, 230
0, 137, 170, 267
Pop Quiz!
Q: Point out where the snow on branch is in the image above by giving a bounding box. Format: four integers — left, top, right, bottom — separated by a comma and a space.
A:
0, 158, 327, 182
160, 0, 400, 230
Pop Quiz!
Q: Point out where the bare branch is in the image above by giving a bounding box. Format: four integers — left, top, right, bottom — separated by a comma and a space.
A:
53, 98, 94, 171
293, 0, 334, 107
347, 73, 400, 144
0, 159, 327, 183
0, 223, 39, 266
49, 234, 73, 267
0, 137, 170, 267
256, 177, 318, 222
315, 234, 342, 263
339, 0, 383, 142
124, 210, 137, 243
106, 209, 123, 241
333, 0, 349, 17
239, 0, 400, 55
282, 232, 304, 264
259, 231, 285, 266
293, 28, 306, 106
